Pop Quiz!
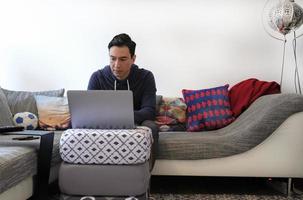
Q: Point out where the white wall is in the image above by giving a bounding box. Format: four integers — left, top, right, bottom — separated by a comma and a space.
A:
0, 0, 303, 97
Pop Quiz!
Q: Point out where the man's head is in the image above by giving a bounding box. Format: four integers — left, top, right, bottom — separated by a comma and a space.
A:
108, 33, 136, 80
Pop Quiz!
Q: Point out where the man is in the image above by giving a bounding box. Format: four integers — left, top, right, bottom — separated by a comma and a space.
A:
88, 33, 158, 169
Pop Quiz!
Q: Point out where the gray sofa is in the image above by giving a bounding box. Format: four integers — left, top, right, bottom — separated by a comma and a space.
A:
0, 88, 64, 200
1, 87, 303, 200
152, 94, 303, 179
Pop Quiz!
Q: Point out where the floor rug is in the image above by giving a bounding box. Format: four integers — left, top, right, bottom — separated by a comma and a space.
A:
149, 194, 303, 200
48, 176, 303, 200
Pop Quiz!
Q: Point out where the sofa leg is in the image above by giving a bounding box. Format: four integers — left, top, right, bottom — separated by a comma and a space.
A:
266, 177, 294, 196
287, 178, 292, 197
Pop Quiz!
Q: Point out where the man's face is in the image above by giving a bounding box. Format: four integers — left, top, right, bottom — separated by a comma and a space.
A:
109, 46, 136, 80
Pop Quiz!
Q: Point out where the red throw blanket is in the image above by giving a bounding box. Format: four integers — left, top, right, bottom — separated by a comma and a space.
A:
229, 78, 280, 117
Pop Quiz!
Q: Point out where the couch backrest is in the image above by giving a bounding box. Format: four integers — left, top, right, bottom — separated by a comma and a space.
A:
2, 88, 65, 116
0, 87, 14, 126
0, 87, 65, 128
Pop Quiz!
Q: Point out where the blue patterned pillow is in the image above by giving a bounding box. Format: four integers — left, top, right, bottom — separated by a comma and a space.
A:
182, 85, 235, 132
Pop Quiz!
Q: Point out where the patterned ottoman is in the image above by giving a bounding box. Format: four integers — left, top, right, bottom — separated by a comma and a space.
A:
59, 126, 152, 199
59, 126, 153, 165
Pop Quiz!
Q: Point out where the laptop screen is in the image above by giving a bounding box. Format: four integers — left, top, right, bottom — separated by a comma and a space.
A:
67, 90, 135, 129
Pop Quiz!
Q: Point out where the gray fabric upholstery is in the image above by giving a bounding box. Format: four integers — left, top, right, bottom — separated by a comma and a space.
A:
0, 88, 14, 126
0, 130, 63, 193
59, 161, 150, 196
0, 146, 37, 194
158, 94, 303, 160
0, 130, 63, 167
2, 88, 64, 116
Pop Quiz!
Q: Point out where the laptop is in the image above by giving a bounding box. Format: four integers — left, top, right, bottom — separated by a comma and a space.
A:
67, 90, 135, 129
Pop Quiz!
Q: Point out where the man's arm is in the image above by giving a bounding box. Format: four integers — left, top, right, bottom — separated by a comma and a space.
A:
134, 72, 157, 124
87, 71, 101, 90
134, 93, 156, 124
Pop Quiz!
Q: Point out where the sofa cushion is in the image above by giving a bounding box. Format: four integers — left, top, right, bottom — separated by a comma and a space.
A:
0, 130, 63, 167
35, 95, 71, 130
60, 127, 152, 165
157, 94, 303, 160
0, 146, 36, 194
0, 88, 14, 126
2, 88, 65, 116
59, 161, 150, 196
0, 130, 63, 193
182, 85, 234, 132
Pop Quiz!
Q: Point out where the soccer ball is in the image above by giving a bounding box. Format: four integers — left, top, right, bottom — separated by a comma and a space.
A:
13, 112, 38, 130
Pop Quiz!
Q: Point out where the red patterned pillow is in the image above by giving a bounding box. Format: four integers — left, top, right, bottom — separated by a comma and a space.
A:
182, 85, 235, 132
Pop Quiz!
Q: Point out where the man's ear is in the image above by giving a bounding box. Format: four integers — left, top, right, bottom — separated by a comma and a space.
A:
132, 54, 136, 63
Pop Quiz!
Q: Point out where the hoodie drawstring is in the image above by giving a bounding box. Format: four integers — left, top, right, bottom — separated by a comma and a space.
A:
114, 80, 130, 91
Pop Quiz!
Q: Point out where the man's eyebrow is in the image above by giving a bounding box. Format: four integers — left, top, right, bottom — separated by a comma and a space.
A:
110, 55, 128, 59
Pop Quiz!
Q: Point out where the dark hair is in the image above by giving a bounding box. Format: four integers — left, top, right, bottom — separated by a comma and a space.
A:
108, 33, 136, 57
